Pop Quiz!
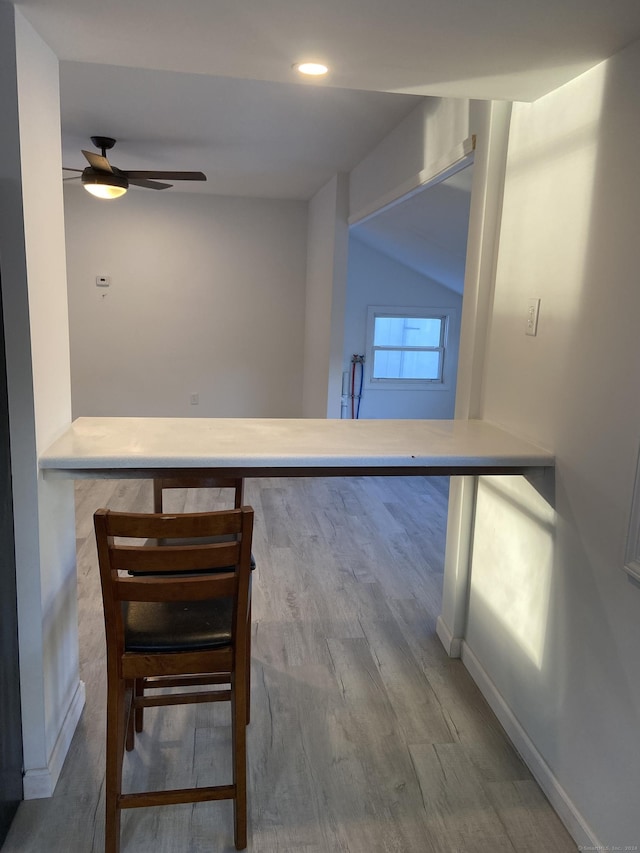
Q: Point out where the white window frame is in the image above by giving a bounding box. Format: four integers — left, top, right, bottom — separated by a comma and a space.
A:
365, 305, 456, 391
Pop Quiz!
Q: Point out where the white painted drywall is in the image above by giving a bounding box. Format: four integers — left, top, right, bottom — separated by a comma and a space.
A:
342, 238, 462, 419
302, 173, 349, 418
0, 7, 79, 798
439, 100, 512, 650
64, 189, 307, 417
349, 97, 472, 219
468, 41, 640, 847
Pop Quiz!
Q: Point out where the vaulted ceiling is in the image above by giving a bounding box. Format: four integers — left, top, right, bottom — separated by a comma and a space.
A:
352, 165, 474, 294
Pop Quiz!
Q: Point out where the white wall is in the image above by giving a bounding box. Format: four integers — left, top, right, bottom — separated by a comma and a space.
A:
0, 6, 79, 798
64, 188, 307, 417
439, 101, 512, 648
467, 42, 640, 847
343, 238, 461, 419
349, 97, 473, 220
302, 173, 349, 418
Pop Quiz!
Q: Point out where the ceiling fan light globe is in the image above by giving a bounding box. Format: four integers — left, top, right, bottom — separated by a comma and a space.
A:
81, 168, 128, 199
83, 183, 127, 199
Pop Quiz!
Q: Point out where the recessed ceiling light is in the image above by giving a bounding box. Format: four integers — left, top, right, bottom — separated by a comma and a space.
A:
294, 62, 329, 77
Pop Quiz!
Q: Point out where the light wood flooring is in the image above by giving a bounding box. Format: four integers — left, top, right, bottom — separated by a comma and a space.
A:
2, 476, 577, 852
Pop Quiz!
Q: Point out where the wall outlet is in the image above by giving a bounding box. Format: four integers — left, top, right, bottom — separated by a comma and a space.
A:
526, 298, 541, 336
96, 275, 110, 287
190, 393, 199, 406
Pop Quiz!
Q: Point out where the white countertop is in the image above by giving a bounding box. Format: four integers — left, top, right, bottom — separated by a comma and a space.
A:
39, 417, 553, 477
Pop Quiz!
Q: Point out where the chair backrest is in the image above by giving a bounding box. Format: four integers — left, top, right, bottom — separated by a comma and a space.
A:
153, 476, 244, 512
94, 507, 254, 663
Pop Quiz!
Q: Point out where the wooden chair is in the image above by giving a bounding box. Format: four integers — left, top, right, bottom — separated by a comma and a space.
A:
94, 506, 254, 853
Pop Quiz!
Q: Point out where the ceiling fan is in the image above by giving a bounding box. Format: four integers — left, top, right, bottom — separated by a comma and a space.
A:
63, 136, 207, 199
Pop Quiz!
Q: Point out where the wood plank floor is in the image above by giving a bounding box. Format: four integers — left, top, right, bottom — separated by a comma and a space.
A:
2, 476, 577, 852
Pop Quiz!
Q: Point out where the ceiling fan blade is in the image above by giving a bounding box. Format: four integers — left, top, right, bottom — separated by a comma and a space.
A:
123, 170, 206, 182
128, 178, 173, 190
82, 150, 113, 172
63, 167, 83, 172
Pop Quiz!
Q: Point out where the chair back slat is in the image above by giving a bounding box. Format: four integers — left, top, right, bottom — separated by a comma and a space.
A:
103, 509, 243, 539
114, 572, 237, 603
111, 542, 240, 574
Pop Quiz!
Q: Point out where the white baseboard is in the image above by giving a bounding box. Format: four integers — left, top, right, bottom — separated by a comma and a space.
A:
460, 643, 600, 849
23, 679, 85, 799
436, 615, 462, 658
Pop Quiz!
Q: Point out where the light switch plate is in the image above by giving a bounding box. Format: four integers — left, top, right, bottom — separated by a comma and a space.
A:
526, 298, 540, 336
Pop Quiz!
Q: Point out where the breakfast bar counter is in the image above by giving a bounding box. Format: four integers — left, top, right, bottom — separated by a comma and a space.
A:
39, 416, 554, 479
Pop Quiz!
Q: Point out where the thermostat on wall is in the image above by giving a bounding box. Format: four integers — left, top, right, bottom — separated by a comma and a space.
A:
96, 275, 110, 287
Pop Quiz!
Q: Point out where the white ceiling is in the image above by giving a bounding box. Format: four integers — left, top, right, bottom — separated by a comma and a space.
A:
18, 0, 640, 101
18, 0, 640, 287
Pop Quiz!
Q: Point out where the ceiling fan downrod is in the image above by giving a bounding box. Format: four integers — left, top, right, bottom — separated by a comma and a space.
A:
90, 136, 116, 157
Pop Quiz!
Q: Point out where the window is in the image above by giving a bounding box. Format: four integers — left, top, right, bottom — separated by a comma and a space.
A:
366, 306, 454, 388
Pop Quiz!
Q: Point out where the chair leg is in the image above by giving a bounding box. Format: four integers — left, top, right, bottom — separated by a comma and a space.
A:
134, 678, 144, 733
245, 603, 251, 726
125, 680, 135, 752
126, 680, 144, 751
232, 671, 248, 850
105, 675, 129, 853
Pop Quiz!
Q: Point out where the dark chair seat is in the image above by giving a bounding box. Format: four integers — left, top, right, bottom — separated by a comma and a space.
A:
123, 597, 233, 653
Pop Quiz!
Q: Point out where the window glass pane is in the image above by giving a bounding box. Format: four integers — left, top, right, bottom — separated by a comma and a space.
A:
372, 317, 396, 346
373, 316, 442, 348
373, 349, 441, 380
373, 349, 402, 379
373, 317, 401, 346
401, 350, 441, 379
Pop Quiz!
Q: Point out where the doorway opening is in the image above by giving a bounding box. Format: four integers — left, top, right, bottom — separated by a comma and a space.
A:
342, 154, 474, 420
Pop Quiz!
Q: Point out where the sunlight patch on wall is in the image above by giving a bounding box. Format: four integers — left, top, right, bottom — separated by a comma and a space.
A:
495, 66, 605, 311
469, 475, 556, 670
